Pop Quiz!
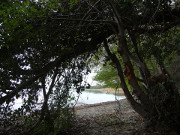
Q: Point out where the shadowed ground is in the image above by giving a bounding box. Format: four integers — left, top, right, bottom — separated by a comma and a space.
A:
72, 99, 145, 135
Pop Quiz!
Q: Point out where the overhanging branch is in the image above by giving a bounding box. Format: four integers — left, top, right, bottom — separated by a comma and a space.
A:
0, 27, 114, 105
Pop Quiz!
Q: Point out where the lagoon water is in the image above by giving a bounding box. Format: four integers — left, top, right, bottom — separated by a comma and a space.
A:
13, 90, 125, 109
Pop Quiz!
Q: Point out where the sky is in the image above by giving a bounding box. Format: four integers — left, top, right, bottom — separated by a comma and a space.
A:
86, 71, 97, 86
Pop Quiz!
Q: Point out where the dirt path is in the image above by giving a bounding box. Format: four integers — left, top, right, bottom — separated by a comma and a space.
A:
72, 99, 145, 135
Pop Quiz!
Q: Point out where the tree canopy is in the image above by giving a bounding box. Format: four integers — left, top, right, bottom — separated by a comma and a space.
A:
0, 0, 180, 134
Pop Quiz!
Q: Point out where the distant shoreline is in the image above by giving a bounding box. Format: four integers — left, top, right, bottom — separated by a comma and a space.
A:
85, 88, 124, 95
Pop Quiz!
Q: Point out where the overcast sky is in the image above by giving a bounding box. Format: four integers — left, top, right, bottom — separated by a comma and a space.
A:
86, 71, 97, 86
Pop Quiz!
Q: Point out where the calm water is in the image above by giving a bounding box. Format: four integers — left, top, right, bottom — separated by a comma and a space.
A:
70, 90, 125, 106
13, 90, 125, 109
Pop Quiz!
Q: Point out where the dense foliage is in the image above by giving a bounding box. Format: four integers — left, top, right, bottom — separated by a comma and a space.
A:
0, 0, 180, 134
94, 64, 119, 88
94, 28, 180, 89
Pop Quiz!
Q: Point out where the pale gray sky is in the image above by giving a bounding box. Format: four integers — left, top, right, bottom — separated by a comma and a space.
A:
86, 71, 97, 86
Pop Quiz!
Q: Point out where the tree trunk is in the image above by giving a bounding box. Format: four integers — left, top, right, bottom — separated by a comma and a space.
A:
108, 0, 154, 114
108, 0, 180, 132
104, 40, 148, 118
128, 30, 151, 85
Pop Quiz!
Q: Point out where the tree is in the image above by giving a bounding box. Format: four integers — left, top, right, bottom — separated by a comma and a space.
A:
0, 1, 96, 134
102, 1, 180, 132
0, 0, 180, 134
94, 63, 120, 88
